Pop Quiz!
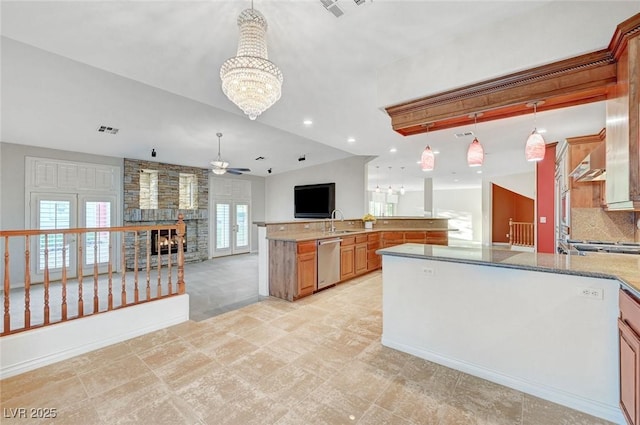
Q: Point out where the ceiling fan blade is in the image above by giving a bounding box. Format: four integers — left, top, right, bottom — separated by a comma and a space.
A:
226, 169, 244, 175
228, 168, 251, 172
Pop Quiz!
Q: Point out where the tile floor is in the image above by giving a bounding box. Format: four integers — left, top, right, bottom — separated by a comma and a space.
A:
0, 271, 614, 425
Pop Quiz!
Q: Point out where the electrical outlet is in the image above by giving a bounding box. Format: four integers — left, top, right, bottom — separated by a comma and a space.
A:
279, 226, 285, 231
579, 287, 603, 300
383, 221, 389, 224
422, 267, 435, 276
304, 224, 309, 229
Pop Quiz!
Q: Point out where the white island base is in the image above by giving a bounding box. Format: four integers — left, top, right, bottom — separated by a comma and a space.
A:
380, 253, 623, 424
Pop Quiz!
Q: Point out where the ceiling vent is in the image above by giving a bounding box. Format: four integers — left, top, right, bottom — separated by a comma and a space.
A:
97, 125, 119, 135
454, 131, 474, 138
320, 0, 344, 17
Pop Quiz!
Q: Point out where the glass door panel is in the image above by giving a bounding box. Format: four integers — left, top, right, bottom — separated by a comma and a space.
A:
233, 203, 250, 254
215, 202, 231, 256
31, 193, 78, 281
81, 198, 115, 274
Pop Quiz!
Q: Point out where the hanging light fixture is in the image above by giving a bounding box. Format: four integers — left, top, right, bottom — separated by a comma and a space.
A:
387, 166, 393, 194
525, 101, 546, 161
375, 165, 380, 192
420, 125, 435, 171
400, 166, 405, 195
220, 1, 283, 120
467, 113, 484, 167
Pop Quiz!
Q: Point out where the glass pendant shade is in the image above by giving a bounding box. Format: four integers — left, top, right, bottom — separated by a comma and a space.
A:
525, 130, 546, 161
375, 185, 380, 193
467, 138, 484, 167
400, 186, 405, 195
421, 146, 435, 171
387, 186, 393, 195
220, 8, 283, 120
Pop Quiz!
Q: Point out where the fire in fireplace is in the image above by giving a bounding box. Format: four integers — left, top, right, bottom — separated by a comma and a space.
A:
151, 227, 187, 255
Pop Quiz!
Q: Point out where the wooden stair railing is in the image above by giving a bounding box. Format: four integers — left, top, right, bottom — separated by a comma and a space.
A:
508, 218, 535, 248
1, 215, 186, 336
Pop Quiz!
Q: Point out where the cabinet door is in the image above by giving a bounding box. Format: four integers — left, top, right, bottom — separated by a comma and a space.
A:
297, 252, 316, 298
340, 245, 355, 281
619, 318, 640, 425
355, 244, 368, 274
426, 231, 448, 246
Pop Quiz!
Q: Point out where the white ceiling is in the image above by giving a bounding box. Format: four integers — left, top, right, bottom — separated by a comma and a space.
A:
1, 1, 639, 192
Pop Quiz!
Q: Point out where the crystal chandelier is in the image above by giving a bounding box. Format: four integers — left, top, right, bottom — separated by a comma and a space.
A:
220, 4, 283, 120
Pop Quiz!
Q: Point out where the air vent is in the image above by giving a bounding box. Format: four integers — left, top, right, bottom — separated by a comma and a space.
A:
320, 0, 344, 17
255, 156, 265, 161
454, 131, 474, 138
97, 125, 119, 135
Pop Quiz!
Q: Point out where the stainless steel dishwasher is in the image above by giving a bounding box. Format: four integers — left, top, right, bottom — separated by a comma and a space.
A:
317, 238, 341, 290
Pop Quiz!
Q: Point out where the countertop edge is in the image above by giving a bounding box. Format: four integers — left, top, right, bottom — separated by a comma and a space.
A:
266, 228, 458, 242
377, 247, 640, 300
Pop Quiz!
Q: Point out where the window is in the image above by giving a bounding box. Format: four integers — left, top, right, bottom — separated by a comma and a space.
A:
179, 173, 198, 210
369, 201, 395, 217
139, 170, 158, 209
85, 201, 111, 265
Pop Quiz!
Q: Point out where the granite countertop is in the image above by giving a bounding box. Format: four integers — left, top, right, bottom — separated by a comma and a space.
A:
266, 228, 457, 242
377, 243, 640, 298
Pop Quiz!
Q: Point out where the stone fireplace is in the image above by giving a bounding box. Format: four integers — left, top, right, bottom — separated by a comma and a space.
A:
123, 159, 209, 270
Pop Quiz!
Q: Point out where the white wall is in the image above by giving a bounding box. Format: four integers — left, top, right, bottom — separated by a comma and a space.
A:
265, 156, 370, 221
434, 187, 482, 243
396, 191, 427, 216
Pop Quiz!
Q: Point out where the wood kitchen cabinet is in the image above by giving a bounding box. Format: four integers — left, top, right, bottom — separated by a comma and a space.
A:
269, 240, 317, 301
426, 231, 448, 246
340, 236, 355, 281
620, 289, 640, 425
355, 235, 368, 275
367, 233, 381, 271
381, 231, 404, 248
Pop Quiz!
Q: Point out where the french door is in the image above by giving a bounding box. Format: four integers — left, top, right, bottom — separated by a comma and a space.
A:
213, 201, 250, 257
30, 193, 117, 282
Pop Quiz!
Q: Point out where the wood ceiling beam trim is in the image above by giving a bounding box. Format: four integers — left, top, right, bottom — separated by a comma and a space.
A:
386, 13, 640, 137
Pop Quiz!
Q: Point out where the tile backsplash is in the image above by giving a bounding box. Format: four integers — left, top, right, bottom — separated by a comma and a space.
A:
571, 208, 638, 242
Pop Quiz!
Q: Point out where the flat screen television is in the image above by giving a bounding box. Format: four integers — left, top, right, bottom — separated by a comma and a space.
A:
294, 183, 335, 219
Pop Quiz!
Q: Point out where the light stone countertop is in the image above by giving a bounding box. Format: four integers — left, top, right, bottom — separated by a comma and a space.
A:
266, 228, 457, 242
377, 243, 640, 299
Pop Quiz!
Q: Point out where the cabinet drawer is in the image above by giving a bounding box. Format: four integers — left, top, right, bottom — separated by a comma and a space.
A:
355, 235, 368, 244
297, 241, 317, 254
367, 241, 381, 250
404, 231, 426, 241
340, 236, 355, 246
367, 233, 380, 242
383, 231, 404, 242
620, 289, 640, 336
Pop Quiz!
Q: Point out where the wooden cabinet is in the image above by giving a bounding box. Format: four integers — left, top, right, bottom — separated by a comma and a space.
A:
620, 289, 640, 425
426, 230, 448, 246
404, 231, 426, 244
381, 231, 404, 248
340, 236, 355, 281
296, 241, 317, 299
269, 240, 317, 301
355, 243, 368, 274
566, 131, 605, 209
367, 233, 381, 271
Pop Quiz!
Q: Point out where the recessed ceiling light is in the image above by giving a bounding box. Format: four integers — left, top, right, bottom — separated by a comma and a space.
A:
477, 170, 483, 174
537, 128, 547, 134
389, 147, 397, 153
303, 119, 313, 126
347, 137, 355, 143
433, 150, 440, 155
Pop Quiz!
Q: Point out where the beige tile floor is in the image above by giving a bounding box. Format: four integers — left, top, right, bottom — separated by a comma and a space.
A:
0, 272, 614, 425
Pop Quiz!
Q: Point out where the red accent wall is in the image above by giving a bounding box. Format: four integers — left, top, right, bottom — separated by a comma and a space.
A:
492, 184, 534, 243
536, 143, 557, 253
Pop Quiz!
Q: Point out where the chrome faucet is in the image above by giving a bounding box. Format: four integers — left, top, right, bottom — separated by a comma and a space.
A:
330, 209, 344, 233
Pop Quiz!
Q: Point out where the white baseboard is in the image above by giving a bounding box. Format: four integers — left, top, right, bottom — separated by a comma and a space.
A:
382, 337, 625, 425
0, 294, 190, 379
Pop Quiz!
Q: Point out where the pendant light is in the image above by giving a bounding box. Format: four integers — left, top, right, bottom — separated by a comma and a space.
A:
400, 166, 405, 195
420, 125, 435, 171
467, 113, 484, 167
387, 166, 393, 194
525, 101, 546, 162
375, 165, 380, 192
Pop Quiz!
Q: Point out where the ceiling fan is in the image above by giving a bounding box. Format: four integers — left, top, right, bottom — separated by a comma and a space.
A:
210, 133, 251, 175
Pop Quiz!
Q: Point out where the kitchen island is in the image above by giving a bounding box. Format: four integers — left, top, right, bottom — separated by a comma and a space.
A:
377, 243, 639, 424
